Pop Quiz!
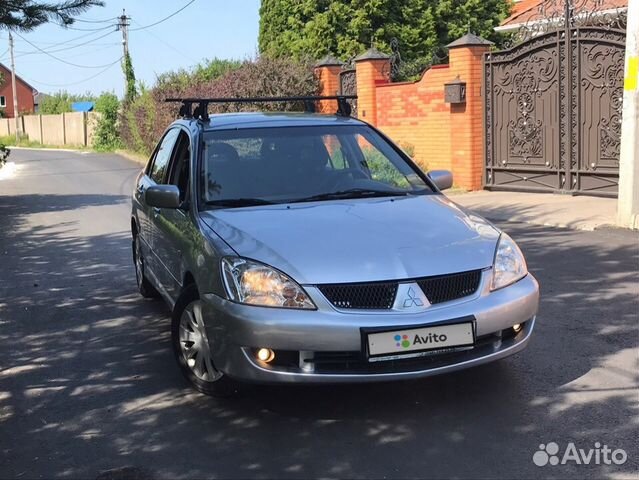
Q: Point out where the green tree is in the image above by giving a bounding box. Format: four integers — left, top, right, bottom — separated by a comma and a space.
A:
123, 52, 137, 103
155, 58, 242, 92
434, 0, 512, 46
92, 92, 121, 151
0, 0, 103, 31
39, 91, 95, 114
259, 0, 511, 72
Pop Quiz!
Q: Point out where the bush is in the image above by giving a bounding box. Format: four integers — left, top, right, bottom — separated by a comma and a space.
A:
0, 143, 9, 166
120, 86, 158, 156
156, 58, 242, 91
39, 91, 95, 114
120, 56, 319, 155
92, 92, 121, 151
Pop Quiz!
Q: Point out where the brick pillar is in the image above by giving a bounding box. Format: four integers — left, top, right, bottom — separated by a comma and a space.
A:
314, 55, 344, 113
354, 48, 390, 125
447, 34, 493, 191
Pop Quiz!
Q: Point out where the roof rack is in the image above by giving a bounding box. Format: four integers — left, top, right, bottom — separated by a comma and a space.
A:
164, 95, 357, 121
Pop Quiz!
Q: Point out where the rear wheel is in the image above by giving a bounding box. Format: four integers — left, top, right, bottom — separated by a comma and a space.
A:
171, 285, 237, 396
132, 233, 160, 298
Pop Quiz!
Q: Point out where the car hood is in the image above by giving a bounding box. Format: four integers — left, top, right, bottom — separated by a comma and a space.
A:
200, 195, 500, 285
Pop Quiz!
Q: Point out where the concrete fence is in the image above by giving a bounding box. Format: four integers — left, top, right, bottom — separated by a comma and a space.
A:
0, 112, 100, 147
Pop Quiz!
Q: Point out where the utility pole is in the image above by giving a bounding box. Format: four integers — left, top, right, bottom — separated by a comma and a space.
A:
116, 9, 132, 99
8, 33, 20, 141
617, 0, 639, 229
117, 9, 130, 59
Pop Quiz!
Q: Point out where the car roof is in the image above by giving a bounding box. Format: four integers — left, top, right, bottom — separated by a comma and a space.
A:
174, 112, 366, 132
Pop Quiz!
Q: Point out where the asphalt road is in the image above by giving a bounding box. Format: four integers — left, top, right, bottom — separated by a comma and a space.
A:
0, 149, 637, 480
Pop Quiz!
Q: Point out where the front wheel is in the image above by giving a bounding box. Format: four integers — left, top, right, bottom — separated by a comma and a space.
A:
132, 233, 160, 299
171, 285, 237, 396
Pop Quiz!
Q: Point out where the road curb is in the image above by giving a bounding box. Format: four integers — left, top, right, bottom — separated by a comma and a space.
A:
6, 146, 90, 153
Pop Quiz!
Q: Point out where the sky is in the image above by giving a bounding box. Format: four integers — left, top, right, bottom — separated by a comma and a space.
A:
0, 0, 261, 96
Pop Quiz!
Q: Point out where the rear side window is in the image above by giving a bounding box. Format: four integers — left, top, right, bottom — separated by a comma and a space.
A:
149, 128, 180, 183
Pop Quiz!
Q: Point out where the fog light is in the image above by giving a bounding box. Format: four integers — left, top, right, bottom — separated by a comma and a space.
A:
256, 348, 275, 363
512, 323, 522, 333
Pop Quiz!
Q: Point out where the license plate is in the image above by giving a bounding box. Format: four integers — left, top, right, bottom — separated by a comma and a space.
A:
367, 322, 474, 358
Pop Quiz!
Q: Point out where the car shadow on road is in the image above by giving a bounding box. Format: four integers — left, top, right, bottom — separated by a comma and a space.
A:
0, 193, 637, 479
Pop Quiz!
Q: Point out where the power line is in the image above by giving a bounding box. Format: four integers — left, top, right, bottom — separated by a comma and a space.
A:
12, 27, 117, 50
13, 29, 116, 59
131, 18, 197, 63
13, 31, 121, 69
61, 42, 119, 60
19, 58, 122, 88
16, 42, 119, 63
60, 23, 116, 32
73, 16, 118, 24
130, 0, 197, 31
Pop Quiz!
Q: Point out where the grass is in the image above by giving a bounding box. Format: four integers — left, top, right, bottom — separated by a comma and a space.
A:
0, 135, 91, 150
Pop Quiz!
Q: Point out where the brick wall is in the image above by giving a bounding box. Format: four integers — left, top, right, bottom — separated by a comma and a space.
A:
317, 38, 490, 190
375, 65, 452, 172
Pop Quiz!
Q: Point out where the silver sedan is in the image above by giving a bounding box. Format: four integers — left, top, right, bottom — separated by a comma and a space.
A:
131, 111, 539, 396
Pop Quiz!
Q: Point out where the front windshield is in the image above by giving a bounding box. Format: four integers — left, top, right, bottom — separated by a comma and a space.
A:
200, 125, 432, 207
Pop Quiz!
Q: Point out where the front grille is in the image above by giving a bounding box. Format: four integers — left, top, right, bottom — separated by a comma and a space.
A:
417, 269, 482, 304
318, 282, 398, 309
318, 270, 482, 310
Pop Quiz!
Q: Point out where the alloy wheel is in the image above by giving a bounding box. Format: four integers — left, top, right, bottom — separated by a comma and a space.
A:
178, 300, 222, 382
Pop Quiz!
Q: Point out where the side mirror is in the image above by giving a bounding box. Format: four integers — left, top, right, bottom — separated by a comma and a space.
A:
428, 170, 453, 191
145, 185, 181, 209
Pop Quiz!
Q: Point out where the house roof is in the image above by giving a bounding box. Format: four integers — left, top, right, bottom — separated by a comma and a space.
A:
0, 62, 38, 95
501, 0, 627, 28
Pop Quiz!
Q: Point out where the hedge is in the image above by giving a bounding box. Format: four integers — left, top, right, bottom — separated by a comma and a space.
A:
120, 56, 319, 156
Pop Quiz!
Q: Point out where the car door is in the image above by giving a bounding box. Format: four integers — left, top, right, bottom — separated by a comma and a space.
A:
152, 129, 197, 301
142, 127, 181, 285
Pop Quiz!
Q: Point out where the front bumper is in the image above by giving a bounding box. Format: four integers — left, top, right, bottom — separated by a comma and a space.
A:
201, 271, 539, 383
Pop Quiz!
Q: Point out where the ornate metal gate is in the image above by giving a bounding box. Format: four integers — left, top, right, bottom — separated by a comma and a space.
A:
484, 0, 627, 196
339, 64, 357, 117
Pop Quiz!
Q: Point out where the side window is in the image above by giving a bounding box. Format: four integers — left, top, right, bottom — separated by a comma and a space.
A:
149, 128, 180, 183
355, 134, 411, 189
168, 132, 191, 203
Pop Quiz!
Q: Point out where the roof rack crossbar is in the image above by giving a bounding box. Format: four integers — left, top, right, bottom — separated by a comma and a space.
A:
164, 95, 357, 120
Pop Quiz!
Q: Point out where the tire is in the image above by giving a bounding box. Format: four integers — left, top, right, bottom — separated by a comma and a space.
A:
132, 233, 160, 299
171, 285, 238, 397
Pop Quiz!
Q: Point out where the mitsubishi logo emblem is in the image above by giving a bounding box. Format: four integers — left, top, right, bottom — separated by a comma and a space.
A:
393, 282, 431, 311
403, 287, 424, 308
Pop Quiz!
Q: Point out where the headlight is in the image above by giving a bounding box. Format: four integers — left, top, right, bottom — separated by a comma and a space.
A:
491, 233, 528, 291
221, 257, 316, 309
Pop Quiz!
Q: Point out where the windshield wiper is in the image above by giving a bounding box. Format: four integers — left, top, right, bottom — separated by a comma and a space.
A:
289, 188, 412, 204
205, 198, 276, 208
